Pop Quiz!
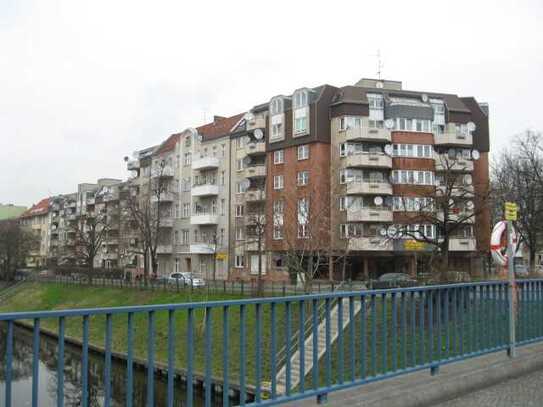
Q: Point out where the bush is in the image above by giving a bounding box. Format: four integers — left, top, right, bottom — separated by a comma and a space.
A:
52, 266, 124, 280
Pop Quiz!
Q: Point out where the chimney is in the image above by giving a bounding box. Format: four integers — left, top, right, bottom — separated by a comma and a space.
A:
213, 115, 226, 123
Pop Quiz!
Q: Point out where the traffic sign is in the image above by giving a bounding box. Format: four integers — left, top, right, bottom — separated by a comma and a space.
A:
505, 202, 517, 221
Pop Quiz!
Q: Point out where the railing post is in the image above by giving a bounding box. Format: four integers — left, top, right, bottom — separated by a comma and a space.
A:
507, 220, 517, 358
316, 393, 328, 404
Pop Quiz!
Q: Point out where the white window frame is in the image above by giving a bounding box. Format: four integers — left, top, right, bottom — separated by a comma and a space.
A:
274, 150, 284, 164
273, 175, 284, 190
297, 144, 309, 160
297, 171, 309, 186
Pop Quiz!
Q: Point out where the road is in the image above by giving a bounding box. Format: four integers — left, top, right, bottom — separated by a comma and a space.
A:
435, 369, 543, 407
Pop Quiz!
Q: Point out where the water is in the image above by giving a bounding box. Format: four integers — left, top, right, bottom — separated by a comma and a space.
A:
0, 323, 237, 406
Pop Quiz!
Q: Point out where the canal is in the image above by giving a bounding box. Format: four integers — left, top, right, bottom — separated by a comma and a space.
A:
0, 322, 238, 406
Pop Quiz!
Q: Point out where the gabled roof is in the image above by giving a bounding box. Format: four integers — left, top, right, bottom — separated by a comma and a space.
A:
20, 197, 50, 218
197, 113, 245, 141
154, 133, 180, 156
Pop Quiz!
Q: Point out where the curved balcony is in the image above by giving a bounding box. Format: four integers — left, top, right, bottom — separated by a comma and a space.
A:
435, 156, 474, 172
346, 208, 393, 222
343, 126, 391, 143
346, 182, 392, 195
191, 214, 219, 225
246, 142, 266, 156
245, 189, 266, 202
435, 131, 473, 147
191, 184, 219, 197
348, 237, 393, 251
245, 165, 267, 179
343, 153, 392, 169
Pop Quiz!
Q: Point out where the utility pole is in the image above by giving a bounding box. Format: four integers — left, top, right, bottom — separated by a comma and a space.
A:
505, 202, 517, 357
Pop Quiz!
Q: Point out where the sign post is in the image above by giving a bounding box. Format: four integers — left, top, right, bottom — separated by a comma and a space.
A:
505, 202, 517, 357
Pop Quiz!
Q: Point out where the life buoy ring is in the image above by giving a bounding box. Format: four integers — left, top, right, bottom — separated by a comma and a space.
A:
490, 221, 517, 266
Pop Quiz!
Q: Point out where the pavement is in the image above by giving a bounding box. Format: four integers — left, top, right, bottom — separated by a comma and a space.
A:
292, 341, 543, 407
435, 369, 543, 407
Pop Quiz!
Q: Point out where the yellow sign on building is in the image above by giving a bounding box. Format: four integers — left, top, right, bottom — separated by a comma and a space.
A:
505, 202, 518, 221
216, 252, 227, 261
404, 240, 427, 251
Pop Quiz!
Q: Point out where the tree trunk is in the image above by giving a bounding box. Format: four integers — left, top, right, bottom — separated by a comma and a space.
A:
257, 235, 263, 297
529, 247, 537, 274
440, 239, 450, 282
143, 250, 149, 287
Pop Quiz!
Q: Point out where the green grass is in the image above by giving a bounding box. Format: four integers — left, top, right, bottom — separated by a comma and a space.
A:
0, 282, 302, 386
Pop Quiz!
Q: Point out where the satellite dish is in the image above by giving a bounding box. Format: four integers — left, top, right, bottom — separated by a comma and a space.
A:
467, 122, 476, 132
421, 94, 429, 102
465, 174, 473, 185
379, 228, 387, 237
374, 196, 383, 206
384, 144, 393, 156
472, 150, 480, 160
466, 201, 474, 210
387, 226, 398, 239
385, 119, 395, 129
254, 128, 264, 140
376, 81, 384, 89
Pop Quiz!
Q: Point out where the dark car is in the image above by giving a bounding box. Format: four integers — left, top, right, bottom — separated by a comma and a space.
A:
372, 273, 417, 289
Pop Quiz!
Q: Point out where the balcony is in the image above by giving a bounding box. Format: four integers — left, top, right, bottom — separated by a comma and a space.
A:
192, 156, 220, 171
245, 189, 266, 202
246, 240, 264, 251
449, 238, 476, 251
190, 243, 216, 254
156, 244, 173, 254
86, 198, 95, 205
346, 208, 393, 222
245, 165, 267, 179
343, 126, 391, 143
348, 237, 393, 251
66, 214, 77, 221
346, 181, 392, 195
191, 184, 219, 197
438, 211, 475, 223
151, 165, 175, 178
151, 191, 175, 202
436, 184, 475, 197
246, 142, 266, 156
127, 160, 140, 171
434, 131, 473, 147
191, 214, 219, 225
435, 157, 474, 172
159, 217, 174, 228
343, 153, 392, 169
66, 201, 77, 208
102, 253, 118, 260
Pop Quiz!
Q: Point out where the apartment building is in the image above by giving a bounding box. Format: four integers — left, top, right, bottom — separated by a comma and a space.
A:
19, 198, 50, 267
329, 78, 490, 279
120, 76, 489, 282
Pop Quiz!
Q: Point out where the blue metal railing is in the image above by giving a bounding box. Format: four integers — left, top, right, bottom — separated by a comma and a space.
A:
1, 280, 543, 406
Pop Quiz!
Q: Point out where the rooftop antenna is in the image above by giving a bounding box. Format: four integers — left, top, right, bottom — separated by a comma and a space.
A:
372, 49, 384, 80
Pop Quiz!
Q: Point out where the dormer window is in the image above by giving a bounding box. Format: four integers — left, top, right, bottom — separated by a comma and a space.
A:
293, 89, 310, 136
269, 97, 285, 142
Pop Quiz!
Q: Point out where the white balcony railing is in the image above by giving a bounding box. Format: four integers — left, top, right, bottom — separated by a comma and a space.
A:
191, 184, 219, 197
342, 126, 391, 143
190, 214, 219, 225
343, 153, 392, 169
348, 237, 393, 251
190, 243, 216, 254
435, 156, 474, 172
345, 182, 393, 195
192, 156, 220, 171
246, 143, 266, 155
346, 208, 393, 222
449, 238, 477, 251
434, 131, 473, 147
245, 165, 267, 178
151, 191, 175, 202
245, 189, 266, 202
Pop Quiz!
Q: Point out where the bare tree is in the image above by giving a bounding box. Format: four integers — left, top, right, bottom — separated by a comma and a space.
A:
391, 152, 490, 279
0, 219, 36, 281
245, 204, 266, 296
492, 130, 543, 272
123, 160, 172, 285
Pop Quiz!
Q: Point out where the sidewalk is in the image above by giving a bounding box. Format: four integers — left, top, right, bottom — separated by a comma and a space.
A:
292, 342, 543, 407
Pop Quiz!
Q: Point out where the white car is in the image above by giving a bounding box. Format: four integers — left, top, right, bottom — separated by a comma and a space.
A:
168, 272, 205, 287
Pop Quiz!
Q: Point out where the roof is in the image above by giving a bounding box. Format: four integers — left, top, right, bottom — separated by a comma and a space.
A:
332, 85, 471, 113
154, 133, 180, 155
20, 198, 49, 218
0, 204, 27, 220
197, 113, 245, 141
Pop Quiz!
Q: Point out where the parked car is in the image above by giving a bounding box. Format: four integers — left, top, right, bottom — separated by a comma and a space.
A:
167, 272, 206, 287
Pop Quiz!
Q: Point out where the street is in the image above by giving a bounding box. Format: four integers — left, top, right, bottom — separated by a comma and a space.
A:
435, 369, 543, 407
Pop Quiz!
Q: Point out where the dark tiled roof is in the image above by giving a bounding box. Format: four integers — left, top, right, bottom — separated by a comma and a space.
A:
21, 197, 50, 218
332, 86, 471, 113
154, 134, 180, 155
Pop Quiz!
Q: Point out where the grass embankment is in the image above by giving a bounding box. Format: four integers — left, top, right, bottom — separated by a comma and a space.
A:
0, 282, 302, 385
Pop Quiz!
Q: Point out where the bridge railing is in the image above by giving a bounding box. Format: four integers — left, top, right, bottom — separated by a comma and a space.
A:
1, 280, 542, 406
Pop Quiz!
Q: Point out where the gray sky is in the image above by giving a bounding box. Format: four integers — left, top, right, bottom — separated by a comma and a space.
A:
1, 0, 542, 207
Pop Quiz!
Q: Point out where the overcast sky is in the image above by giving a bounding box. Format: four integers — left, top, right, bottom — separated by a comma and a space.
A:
1, 0, 542, 207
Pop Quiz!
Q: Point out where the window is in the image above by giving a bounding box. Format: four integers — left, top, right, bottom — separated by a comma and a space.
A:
392, 144, 433, 158
220, 199, 225, 216
293, 90, 308, 108
221, 171, 225, 185
297, 171, 309, 186
237, 159, 244, 171
273, 227, 283, 240
340, 223, 363, 238
184, 152, 192, 166
182, 230, 189, 244
391, 170, 434, 186
185, 136, 191, 147
235, 255, 245, 268
339, 116, 362, 131
236, 227, 244, 241
235, 205, 244, 217
297, 198, 309, 225
297, 144, 309, 160
294, 113, 308, 134
174, 231, 179, 245
368, 94, 384, 109
236, 182, 247, 194
182, 203, 190, 218
298, 224, 309, 239
274, 150, 284, 164
369, 120, 384, 128
273, 175, 284, 190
